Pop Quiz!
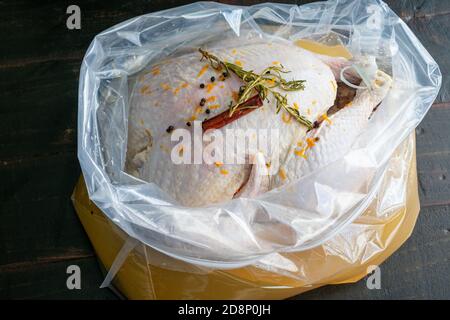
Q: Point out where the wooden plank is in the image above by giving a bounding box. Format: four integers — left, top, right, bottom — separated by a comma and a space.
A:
417, 151, 450, 207
0, 193, 92, 266
416, 108, 450, 155
415, 107, 450, 207
0, 60, 79, 161
0, 154, 89, 267
0, 257, 117, 299
387, 0, 450, 20
0, 59, 79, 114
0, 153, 79, 203
0, 0, 196, 64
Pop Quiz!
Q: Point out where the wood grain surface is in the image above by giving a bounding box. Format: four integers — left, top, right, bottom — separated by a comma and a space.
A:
0, 0, 449, 299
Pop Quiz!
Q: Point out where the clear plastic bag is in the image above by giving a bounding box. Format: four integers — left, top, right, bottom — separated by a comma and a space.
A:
71, 132, 420, 298
77, 0, 441, 271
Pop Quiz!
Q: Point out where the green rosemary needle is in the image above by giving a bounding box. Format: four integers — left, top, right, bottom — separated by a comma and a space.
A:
199, 48, 312, 129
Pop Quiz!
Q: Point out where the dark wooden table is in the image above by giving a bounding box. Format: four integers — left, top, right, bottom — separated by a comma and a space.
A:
1, 0, 449, 299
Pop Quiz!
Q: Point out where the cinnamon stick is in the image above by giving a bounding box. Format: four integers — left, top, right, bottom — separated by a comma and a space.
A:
202, 95, 263, 131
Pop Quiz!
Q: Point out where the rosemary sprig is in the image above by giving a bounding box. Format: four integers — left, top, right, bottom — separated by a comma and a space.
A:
199, 48, 312, 129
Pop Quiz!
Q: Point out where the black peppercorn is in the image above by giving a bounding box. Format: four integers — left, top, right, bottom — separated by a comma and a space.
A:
200, 98, 206, 106
222, 72, 228, 77
200, 83, 205, 89
186, 122, 191, 127
210, 76, 215, 82
205, 109, 211, 114
166, 125, 174, 133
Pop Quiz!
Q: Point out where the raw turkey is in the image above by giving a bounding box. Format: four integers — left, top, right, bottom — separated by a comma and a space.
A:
125, 42, 392, 207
